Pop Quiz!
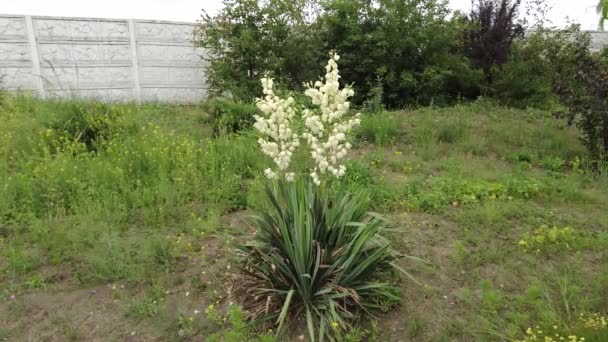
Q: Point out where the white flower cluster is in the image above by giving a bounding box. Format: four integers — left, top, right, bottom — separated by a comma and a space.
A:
253, 77, 299, 182
253, 52, 359, 185
302, 53, 361, 185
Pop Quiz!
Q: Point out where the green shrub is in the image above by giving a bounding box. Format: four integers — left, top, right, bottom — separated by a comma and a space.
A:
490, 43, 556, 109
234, 180, 401, 341
44, 100, 136, 152
321, 0, 481, 107
201, 98, 259, 136
488, 26, 580, 109
550, 29, 608, 163
196, 0, 481, 107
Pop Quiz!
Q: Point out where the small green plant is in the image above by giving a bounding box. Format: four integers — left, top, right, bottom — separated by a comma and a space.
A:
437, 121, 465, 144
451, 240, 468, 266
207, 305, 276, 342
518, 225, 578, 252
23, 274, 47, 289
541, 156, 566, 172
128, 285, 165, 318
407, 318, 426, 338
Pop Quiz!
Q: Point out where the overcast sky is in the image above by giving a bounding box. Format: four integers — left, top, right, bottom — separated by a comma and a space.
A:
1, 0, 603, 30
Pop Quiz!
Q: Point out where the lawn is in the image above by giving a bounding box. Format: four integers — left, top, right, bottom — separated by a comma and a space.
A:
1, 96, 607, 341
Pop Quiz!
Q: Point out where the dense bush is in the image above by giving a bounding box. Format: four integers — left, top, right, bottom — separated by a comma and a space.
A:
320, 0, 482, 107
484, 23, 587, 109
551, 30, 608, 162
489, 36, 555, 108
196, 0, 482, 107
201, 98, 258, 135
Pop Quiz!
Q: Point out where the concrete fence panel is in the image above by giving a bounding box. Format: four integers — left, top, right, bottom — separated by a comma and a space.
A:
0, 14, 206, 103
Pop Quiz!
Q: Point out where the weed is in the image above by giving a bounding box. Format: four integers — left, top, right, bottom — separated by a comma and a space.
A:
408, 318, 426, 338
23, 274, 46, 289
128, 285, 165, 319
404, 175, 543, 212
518, 226, 578, 252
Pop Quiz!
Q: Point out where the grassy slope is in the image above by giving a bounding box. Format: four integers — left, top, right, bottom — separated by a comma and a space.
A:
0, 96, 607, 341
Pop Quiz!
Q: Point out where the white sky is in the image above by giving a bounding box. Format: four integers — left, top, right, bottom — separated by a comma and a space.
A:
0, 0, 603, 30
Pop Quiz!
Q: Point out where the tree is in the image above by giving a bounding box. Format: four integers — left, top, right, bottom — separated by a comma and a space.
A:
599, 0, 608, 29
464, 0, 524, 84
194, 0, 324, 101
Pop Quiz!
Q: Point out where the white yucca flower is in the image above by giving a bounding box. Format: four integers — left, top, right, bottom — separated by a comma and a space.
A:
253, 51, 359, 185
254, 76, 300, 181
302, 52, 360, 185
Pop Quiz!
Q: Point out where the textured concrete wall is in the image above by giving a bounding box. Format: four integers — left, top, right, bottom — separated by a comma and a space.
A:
0, 14, 206, 103
589, 31, 608, 51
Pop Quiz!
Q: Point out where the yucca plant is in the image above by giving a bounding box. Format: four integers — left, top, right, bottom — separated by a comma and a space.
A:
233, 179, 403, 341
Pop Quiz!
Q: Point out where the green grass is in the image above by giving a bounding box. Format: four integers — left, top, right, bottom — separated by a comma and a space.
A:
1, 95, 607, 341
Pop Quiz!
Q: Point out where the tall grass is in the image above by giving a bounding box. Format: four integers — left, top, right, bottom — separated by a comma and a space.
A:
0, 95, 267, 283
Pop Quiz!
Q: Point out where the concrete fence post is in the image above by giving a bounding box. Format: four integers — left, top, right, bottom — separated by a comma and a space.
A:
128, 19, 142, 103
24, 15, 45, 98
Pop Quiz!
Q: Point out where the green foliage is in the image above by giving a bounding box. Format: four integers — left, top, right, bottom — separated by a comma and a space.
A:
490, 40, 556, 109
463, 0, 524, 84
194, 0, 324, 101
518, 225, 577, 252
201, 98, 259, 136
321, 0, 481, 107
517, 226, 608, 253
540, 156, 566, 172
0, 95, 266, 282
550, 28, 608, 163
196, 0, 481, 107
356, 112, 400, 146
44, 100, 137, 152
128, 285, 165, 318
599, 0, 608, 29
484, 24, 583, 109
206, 305, 276, 342
405, 175, 543, 212
234, 180, 401, 341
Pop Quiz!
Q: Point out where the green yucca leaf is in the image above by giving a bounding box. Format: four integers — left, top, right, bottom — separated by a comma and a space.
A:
276, 289, 294, 332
